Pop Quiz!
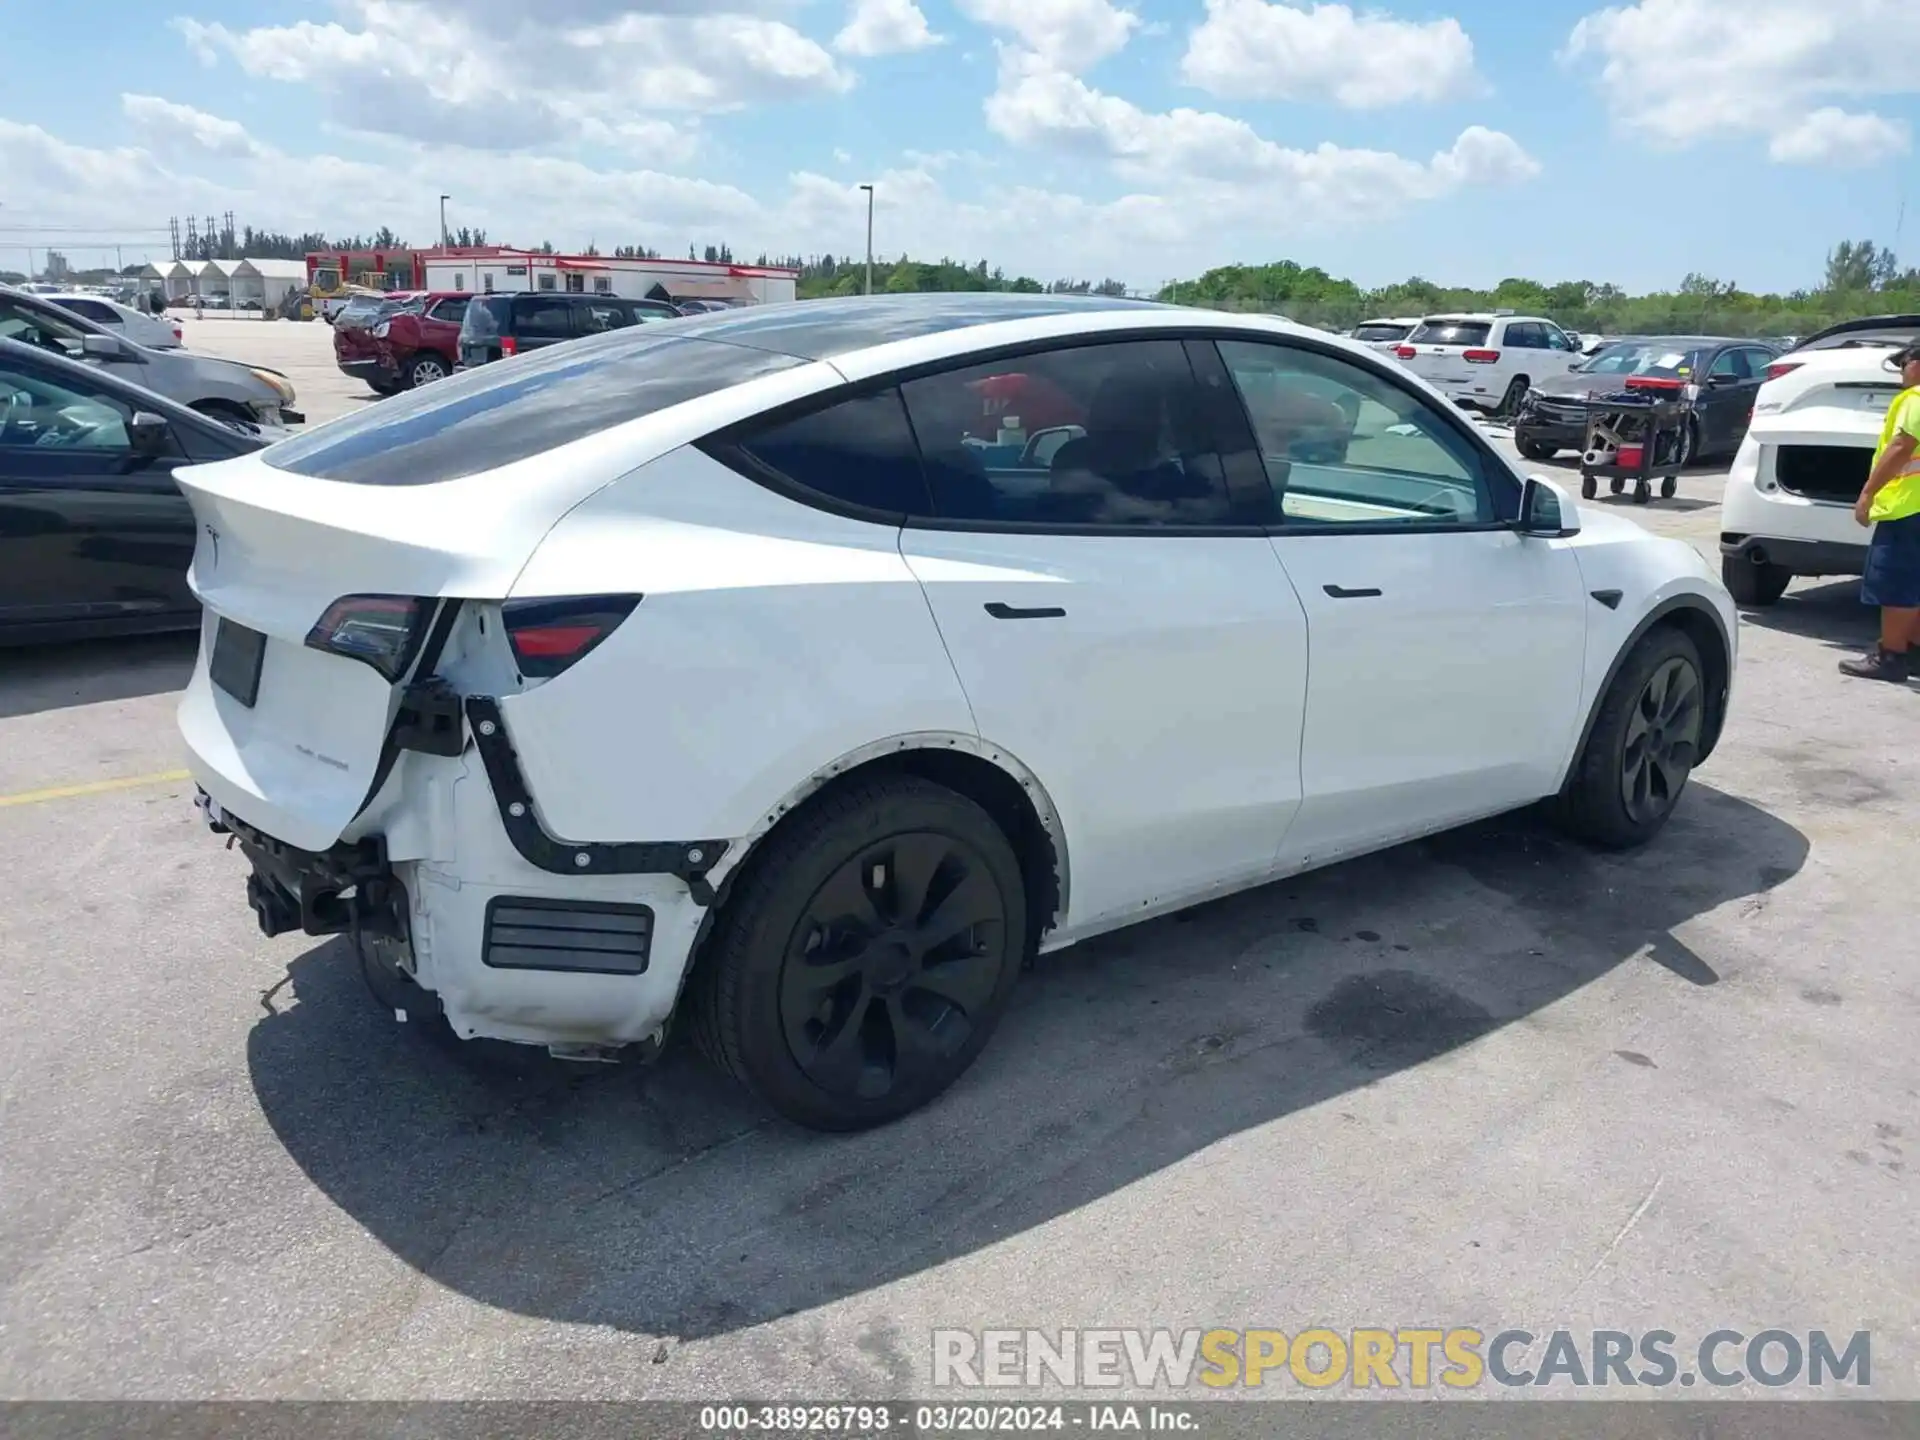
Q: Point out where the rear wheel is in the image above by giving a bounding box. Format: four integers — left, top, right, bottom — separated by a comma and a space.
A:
1497, 377, 1529, 418
405, 353, 448, 388
1722, 555, 1792, 607
691, 776, 1026, 1131
1554, 627, 1706, 849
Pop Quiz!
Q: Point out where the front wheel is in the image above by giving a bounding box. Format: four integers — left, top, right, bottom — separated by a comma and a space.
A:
1554, 627, 1706, 849
1517, 437, 1558, 461
690, 776, 1026, 1131
1497, 377, 1529, 418
1722, 555, 1792, 607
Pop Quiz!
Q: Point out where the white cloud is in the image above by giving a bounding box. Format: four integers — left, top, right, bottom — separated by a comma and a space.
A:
833, 147, 854, 164
1566, 0, 1916, 165
955, 0, 1139, 69
173, 0, 848, 152
1182, 0, 1478, 108
1768, 107, 1911, 167
985, 48, 1535, 211
835, 0, 943, 55
120, 94, 265, 160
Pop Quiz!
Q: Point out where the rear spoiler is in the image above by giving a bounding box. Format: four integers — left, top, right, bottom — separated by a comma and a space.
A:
1793, 314, 1920, 350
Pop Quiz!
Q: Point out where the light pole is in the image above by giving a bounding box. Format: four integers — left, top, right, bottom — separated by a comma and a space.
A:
859, 183, 874, 295
439, 194, 451, 248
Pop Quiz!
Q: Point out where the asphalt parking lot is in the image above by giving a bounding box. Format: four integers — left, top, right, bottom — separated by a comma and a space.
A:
1, 316, 1916, 1401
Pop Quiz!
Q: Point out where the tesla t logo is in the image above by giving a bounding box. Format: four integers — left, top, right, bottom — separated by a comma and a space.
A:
203, 524, 220, 568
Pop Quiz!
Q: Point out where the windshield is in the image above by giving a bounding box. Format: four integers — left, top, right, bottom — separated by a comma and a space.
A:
1581, 343, 1703, 378
1352, 323, 1412, 343
1408, 321, 1490, 347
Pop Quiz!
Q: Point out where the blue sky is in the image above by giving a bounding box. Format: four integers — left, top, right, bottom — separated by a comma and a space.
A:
2, 0, 1915, 292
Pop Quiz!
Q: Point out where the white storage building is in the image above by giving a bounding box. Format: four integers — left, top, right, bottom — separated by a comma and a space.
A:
419, 249, 798, 306
231, 258, 309, 310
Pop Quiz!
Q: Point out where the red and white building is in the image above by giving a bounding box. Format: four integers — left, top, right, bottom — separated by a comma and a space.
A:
413, 247, 798, 306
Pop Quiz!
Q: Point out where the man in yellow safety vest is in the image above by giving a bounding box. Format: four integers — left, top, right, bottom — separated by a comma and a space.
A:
1841, 341, 1920, 681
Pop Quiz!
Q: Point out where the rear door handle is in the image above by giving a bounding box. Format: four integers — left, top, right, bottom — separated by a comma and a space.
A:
984, 602, 1066, 620
1322, 584, 1382, 599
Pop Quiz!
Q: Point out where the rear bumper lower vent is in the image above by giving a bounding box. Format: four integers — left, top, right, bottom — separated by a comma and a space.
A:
482, 896, 653, 975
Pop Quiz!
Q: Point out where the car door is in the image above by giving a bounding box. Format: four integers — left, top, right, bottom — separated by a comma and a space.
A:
890, 336, 1310, 931
1699, 346, 1768, 455
0, 353, 198, 628
1212, 336, 1590, 870
1539, 321, 1582, 380
510, 294, 579, 353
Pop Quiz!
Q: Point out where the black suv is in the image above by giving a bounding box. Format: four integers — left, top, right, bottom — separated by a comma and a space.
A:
456, 293, 681, 367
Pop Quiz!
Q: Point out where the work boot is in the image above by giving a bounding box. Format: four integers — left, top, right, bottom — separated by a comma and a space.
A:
1838, 647, 1911, 681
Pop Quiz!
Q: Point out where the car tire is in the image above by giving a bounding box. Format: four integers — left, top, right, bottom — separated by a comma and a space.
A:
1516, 437, 1558, 461
368, 377, 403, 396
690, 775, 1027, 1131
1553, 626, 1707, 850
406, 353, 449, 388
1498, 377, 1529, 418
1721, 555, 1792, 607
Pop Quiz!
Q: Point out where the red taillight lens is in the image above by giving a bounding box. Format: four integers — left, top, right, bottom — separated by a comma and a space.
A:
305, 594, 430, 680
500, 336, 519, 357
1764, 360, 1802, 381
1463, 349, 1500, 363
1393, 344, 1416, 359
1625, 375, 1685, 391
502, 595, 642, 678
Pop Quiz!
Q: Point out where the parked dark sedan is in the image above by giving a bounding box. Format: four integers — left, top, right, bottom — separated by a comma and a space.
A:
1512, 336, 1781, 465
0, 336, 269, 644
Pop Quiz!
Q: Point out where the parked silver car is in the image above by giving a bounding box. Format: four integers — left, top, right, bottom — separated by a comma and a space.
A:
0, 285, 302, 427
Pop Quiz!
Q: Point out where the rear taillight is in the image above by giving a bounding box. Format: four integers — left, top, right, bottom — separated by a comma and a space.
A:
1463, 349, 1500, 363
500, 336, 519, 357
305, 594, 430, 680
502, 595, 642, 678
1393, 344, 1416, 359
172, 326, 183, 342
1764, 360, 1802, 380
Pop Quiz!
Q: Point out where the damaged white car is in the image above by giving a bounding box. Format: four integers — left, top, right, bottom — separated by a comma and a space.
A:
178, 294, 1737, 1130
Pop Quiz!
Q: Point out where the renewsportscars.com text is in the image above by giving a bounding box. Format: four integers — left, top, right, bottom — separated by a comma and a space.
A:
932, 1328, 1871, 1391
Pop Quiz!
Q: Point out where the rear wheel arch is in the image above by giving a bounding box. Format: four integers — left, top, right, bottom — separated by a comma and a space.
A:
672, 735, 1068, 1014
1562, 594, 1733, 790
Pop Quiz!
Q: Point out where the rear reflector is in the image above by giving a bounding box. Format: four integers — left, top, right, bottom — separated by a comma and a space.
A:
305, 594, 430, 680
1394, 344, 1416, 359
502, 595, 642, 678
1765, 360, 1803, 381
1463, 349, 1500, 364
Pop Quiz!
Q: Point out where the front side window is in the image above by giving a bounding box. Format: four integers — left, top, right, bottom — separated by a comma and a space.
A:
428, 297, 469, 325
580, 301, 633, 333
0, 361, 132, 452
897, 339, 1236, 527
1708, 347, 1744, 378
1217, 338, 1505, 527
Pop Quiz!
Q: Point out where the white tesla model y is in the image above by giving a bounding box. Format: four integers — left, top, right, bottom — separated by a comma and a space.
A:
176, 294, 1737, 1130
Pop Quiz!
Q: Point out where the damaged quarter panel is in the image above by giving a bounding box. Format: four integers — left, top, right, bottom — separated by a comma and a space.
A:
497, 444, 980, 853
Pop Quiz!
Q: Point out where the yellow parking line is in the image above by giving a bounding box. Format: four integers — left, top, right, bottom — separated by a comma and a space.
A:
0, 769, 193, 809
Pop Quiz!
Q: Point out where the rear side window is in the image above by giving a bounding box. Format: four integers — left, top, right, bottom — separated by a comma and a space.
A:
721, 388, 932, 516
1409, 321, 1491, 347
514, 298, 574, 339
56, 298, 120, 324
264, 331, 806, 486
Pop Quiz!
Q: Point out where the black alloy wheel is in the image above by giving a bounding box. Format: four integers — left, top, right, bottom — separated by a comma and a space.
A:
780, 832, 1006, 1104
1619, 654, 1704, 828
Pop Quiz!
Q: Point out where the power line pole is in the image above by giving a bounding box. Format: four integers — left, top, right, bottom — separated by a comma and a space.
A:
859, 183, 874, 295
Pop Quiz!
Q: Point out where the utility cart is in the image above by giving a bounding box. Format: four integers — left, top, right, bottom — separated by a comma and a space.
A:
1576, 389, 1690, 505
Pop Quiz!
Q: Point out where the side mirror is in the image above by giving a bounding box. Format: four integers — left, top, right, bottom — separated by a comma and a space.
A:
80, 333, 126, 360
128, 411, 170, 457
1706, 373, 1739, 387
1519, 475, 1580, 538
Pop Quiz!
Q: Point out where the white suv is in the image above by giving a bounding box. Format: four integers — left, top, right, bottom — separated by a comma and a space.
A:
1721, 316, 1918, 605
1394, 313, 1583, 416
175, 295, 1736, 1130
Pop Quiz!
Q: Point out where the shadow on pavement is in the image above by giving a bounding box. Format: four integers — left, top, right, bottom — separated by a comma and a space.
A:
248, 783, 1805, 1344
0, 631, 197, 720
1735, 579, 1875, 653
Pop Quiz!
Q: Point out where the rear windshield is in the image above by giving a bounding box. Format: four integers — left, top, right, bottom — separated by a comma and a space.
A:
263, 330, 807, 486
1580, 343, 1705, 378
1351, 323, 1411, 343
1408, 321, 1491, 347
459, 294, 515, 339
